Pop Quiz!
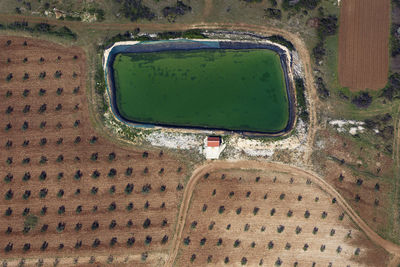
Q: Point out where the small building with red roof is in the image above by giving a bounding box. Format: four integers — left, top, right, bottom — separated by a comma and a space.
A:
204, 136, 225, 159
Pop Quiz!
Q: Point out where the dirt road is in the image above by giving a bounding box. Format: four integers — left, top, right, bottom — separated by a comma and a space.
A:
166, 160, 400, 266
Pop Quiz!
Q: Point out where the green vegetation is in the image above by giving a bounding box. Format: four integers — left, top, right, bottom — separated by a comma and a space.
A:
120, 0, 155, 21
295, 78, 309, 122
113, 48, 289, 132
282, 0, 321, 10
0, 21, 77, 40
266, 35, 295, 51
162, 1, 192, 22
24, 215, 38, 230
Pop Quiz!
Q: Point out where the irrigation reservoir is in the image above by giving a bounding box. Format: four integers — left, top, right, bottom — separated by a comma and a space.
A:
105, 40, 293, 134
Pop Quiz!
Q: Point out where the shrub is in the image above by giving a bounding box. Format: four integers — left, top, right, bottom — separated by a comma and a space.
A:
126, 167, 133, 176
22, 190, 31, 200
207, 255, 212, 263
74, 170, 83, 180
54, 70, 62, 78
142, 184, 151, 193
127, 237, 135, 246
321, 211, 328, 219
108, 202, 116, 211
57, 189, 64, 198
143, 218, 151, 229
295, 226, 302, 234
183, 236, 191, 245
108, 152, 116, 161
4, 173, 13, 183
125, 183, 134, 194
304, 210, 310, 218
109, 220, 117, 229
5, 207, 12, 216
126, 202, 134, 211
253, 207, 259, 215
270, 208, 276, 216
208, 221, 215, 230
218, 206, 225, 214
108, 168, 117, 178
90, 221, 99, 230
236, 207, 242, 215
202, 204, 208, 212
268, 241, 274, 249
39, 188, 48, 198
264, 8, 281, 20
352, 92, 373, 108
120, 0, 155, 22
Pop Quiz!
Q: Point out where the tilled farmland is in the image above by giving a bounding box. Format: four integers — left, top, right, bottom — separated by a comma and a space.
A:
175, 169, 389, 266
338, 0, 390, 91
0, 36, 186, 266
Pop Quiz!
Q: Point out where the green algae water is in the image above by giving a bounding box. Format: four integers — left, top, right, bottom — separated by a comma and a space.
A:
113, 49, 289, 132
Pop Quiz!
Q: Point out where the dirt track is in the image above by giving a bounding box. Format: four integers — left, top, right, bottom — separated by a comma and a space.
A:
166, 160, 400, 266
338, 0, 390, 91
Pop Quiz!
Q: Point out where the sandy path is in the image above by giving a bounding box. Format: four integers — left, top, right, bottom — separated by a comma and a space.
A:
166, 160, 400, 266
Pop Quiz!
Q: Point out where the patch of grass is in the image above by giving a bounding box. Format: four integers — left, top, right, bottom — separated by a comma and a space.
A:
24, 214, 39, 230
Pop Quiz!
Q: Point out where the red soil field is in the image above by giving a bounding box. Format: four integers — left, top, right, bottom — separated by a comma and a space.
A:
0, 36, 187, 266
175, 169, 389, 266
338, 0, 390, 91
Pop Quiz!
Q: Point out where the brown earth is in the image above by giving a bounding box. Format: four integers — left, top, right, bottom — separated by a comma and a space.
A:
171, 162, 391, 266
317, 128, 394, 237
0, 36, 187, 266
338, 0, 390, 91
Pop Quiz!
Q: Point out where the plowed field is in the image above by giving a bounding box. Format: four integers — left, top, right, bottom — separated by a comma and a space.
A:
174, 168, 389, 266
338, 0, 390, 91
0, 36, 187, 266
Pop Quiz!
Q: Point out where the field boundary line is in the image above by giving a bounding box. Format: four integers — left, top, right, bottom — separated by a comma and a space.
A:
166, 160, 400, 266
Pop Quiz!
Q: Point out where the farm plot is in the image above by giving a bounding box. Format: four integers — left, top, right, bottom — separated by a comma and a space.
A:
314, 129, 395, 242
338, 0, 390, 91
175, 169, 389, 266
0, 36, 187, 266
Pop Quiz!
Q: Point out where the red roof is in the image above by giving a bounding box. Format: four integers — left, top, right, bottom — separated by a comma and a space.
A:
207, 137, 221, 147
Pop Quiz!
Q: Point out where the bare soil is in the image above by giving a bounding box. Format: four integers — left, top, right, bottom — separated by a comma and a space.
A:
313, 128, 394, 240
338, 0, 390, 91
174, 166, 389, 266
0, 36, 187, 266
